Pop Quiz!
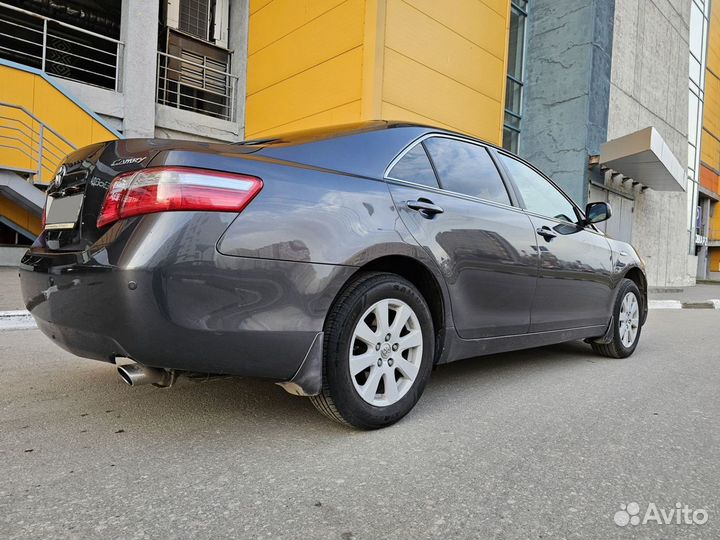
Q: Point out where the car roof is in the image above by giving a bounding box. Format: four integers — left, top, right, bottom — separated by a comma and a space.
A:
239, 120, 501, 151
245, 121, 507, 180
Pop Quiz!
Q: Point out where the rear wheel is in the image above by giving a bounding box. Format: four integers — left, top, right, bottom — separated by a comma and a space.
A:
591, 279, 642, 358
310, 272, 435, 429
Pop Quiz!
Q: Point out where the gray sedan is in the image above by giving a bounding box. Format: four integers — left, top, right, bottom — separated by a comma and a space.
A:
19, 121, 647, 429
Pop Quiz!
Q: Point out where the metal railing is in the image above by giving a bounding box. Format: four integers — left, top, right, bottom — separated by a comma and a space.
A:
0, 2, 123, 91
0, 102, 76, 183
156, 50, 237, 122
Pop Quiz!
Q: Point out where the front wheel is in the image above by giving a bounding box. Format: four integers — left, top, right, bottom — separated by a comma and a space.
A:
310, 272, 435, 429
591, 278, 643, 358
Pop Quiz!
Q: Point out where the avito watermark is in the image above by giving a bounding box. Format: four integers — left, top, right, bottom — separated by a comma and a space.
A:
614, 502, 708, 527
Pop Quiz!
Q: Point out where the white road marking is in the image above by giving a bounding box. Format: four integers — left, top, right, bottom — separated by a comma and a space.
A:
0, 310, 37, 330
648, 300, 683, 310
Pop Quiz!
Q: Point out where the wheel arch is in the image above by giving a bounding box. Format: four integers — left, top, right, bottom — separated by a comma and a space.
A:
622, 266, 648, 324
332, 254, 448, 364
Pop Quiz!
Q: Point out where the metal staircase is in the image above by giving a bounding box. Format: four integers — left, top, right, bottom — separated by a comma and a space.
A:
0, 101, 77, 186
0, 101, 77, 240
0, 8, 122, 246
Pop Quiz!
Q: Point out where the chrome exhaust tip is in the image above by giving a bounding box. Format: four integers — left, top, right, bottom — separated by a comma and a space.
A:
117, 363, 175, 388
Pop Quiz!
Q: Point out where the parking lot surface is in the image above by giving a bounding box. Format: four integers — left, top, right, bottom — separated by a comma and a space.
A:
1, 310, 718, 539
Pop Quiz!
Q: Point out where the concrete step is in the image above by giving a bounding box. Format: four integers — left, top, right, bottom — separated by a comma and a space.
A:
0, 310, 35, 330
0, 169, 45, 214
648, 299, 720, 309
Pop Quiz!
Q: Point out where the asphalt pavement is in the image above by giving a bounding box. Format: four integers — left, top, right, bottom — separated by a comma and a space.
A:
1, 308, 718, 539
0, 268, 23, 311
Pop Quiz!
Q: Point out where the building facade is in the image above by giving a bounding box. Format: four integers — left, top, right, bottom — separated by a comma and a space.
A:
0, 0, 711, 287
699, 1, 720, 279
520, 0, 706, 287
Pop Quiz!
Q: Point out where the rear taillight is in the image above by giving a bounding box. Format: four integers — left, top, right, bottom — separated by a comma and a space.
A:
97, 167, 263, 228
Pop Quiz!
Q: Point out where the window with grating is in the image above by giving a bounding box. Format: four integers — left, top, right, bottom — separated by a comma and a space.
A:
179, 0, 210, 40
502, 0, 528, 154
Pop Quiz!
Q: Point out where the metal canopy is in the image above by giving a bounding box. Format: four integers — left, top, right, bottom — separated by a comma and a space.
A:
599, 127, 685, 192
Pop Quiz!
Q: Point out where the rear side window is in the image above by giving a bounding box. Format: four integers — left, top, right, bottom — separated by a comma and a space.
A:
423, 137, 510, 205
387, 144, 439, 188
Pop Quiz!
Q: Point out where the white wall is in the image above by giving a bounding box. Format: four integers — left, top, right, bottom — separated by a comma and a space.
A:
608, 0, 694, 286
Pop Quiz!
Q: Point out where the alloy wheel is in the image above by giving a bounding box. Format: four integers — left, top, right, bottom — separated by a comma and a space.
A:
349, 298, 423, 407
619, 292, 640, 348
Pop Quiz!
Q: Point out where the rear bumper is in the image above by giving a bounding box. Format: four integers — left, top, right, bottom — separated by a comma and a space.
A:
19, 219, 355, 380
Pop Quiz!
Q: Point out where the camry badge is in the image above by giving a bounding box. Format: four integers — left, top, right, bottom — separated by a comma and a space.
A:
110, 157, 147, 167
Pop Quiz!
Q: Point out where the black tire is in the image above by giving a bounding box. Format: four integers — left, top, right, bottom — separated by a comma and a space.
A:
310, 272, 435, 429
591, 279, 643, 359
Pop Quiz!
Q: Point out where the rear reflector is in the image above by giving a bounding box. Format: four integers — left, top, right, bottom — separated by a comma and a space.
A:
97, 167, 263, 228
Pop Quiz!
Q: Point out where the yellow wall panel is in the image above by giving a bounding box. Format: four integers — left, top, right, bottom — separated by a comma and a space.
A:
385, 0, 505, 103
248, 0, 346, 55
91, 121, 116, 144
709, 249, 720, 272
711, 200, 720, 237
0, 67, 37, 173
381, 101, 456, 132
0, 195, 41, 235
245, 0, 511, 146
701, 131, 720, 170
248, 0, 365, 95
32, 81, 94, 149
482, 0, 509, 18
403, 0, 508, 59
702, 5, 720, 173
0, 67, 36, 110
250, 0, 273, 14
246, 47, 363, 136
382, 48, 502, 142
703, 72, 720, 140
250, 100, 362, 138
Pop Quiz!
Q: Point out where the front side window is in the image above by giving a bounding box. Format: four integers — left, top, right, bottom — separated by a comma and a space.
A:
499, 154, 577, 223
387, 144, 439, 188
423, 138, 510, 205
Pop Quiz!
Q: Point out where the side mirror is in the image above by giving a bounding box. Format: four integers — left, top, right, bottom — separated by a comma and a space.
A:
584, 201, 612, 225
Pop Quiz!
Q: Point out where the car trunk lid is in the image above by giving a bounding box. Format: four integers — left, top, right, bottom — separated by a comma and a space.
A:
42, 140, 161, 251
41, 138, 265, 251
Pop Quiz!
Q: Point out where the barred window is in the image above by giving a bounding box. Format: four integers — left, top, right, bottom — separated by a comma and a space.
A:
502, 0, 528, 154
179, 0, 210, 40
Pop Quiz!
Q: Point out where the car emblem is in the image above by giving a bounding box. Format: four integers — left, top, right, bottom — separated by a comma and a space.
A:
110, 157, 146, 167
53, 165, 66, 188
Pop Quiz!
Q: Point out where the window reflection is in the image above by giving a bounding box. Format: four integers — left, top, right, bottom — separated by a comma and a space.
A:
388, 144, 439, 188
500, 155, 577, 223
424, 138, 511, 205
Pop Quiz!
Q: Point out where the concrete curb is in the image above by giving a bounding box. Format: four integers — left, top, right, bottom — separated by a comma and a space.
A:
0, 310, 37, 330
648, 299, 720, 310
648, 300, 683, 309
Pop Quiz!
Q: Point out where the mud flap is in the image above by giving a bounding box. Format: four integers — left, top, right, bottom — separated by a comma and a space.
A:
587, 316, 614, 345
276, 332, 323, 397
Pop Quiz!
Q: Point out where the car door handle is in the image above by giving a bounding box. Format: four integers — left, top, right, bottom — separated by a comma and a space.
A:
536, 226, 557, 241
407, 199, 444, 218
